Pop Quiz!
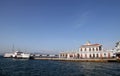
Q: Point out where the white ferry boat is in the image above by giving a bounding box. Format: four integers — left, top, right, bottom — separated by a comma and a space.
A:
4, 51, 30, 59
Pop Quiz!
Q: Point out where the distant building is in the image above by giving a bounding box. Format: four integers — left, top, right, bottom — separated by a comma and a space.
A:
60, 41, 114, 59
115, 41, 120, 58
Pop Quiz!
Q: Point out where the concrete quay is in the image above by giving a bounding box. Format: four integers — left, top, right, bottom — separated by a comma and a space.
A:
33, 58, 120, 62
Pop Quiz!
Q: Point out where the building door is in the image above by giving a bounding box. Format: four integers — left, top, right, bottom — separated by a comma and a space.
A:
93, 54, 95, 58
108, 53, 110, 58
85, 54, 87, 58
89, 54, 91, 58
81, 54, 83, 58
96, 54, 99, 58
100, 54, 103, 58
77, 54, 80, 59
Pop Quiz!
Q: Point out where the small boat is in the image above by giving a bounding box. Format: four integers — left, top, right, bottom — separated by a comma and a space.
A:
4, 51, 30, 59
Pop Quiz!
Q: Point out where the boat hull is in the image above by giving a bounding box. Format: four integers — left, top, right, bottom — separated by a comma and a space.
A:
4, 52, 30, 59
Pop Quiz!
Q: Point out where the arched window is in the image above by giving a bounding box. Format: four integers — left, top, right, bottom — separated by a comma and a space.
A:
77, 54, 80, 58
60, 54, 62, 57
104, 53, 106, 58
108, 53, 110, 58
85, 54, 87, 58
96, 48, 98, 51
81, 54, 83, 58
89, 48, 91, 51
70, 54, 73, 57
81, 48, 82, 51
99, 46, 102, 51
66, 54, 67, 58
96, 54, 99, 58
63, 54, 64, 57
93, 54, 95, 58
89, 54, 91, 58
100, 54, 102, 58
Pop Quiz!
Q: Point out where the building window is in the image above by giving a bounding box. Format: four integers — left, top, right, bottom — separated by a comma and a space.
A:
104, 53, 106, 58
81, 48, 82, 51
85, 48, 86, 51
100, 54, 102, 58
89, 54, 91, 58
89, 48, 91, 51
70, 55, 73, 57
60, 54, 62, 57
85, 54, 87, 58
96, 48, 98, 51
93, 54, 95, 58
93, 48, 94, 51
99, 46, 102, 51
66, 54, 67, 58
77, 54, 80, 59
62, 54, 64, 57
108, 53, 110, 58
81, 54, 83, 58
96, 54, 99, 58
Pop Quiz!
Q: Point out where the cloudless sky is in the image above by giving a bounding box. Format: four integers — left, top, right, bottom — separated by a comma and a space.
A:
0, 0, 120, 54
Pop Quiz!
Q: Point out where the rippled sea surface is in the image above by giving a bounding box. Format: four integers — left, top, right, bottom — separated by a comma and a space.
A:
0, 57, 120, 76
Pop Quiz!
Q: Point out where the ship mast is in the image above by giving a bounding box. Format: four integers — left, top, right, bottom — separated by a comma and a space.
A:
12, 44, 14, 52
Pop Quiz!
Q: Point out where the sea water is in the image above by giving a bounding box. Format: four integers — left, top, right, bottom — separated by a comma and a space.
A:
0, 57, 120, 76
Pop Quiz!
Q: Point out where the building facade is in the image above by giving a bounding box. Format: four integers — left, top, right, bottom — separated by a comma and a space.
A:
60, 41, 114, 59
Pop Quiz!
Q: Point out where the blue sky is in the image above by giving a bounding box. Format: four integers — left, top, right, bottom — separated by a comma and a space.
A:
0, 0, 120, 54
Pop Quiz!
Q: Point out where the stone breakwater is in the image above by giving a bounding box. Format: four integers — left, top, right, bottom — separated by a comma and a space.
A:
33, 58, 120, 62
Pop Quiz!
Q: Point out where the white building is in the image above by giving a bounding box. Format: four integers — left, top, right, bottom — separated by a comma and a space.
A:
115, 41, 120, 58
60, 41, 114, 59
